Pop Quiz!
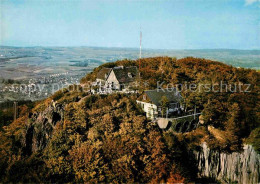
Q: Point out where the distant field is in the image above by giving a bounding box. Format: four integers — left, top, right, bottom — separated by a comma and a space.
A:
0, 46, 259, 103
0, 47, 259, 81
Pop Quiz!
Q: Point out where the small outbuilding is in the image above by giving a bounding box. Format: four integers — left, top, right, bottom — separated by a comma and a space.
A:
136, 88, 183, 120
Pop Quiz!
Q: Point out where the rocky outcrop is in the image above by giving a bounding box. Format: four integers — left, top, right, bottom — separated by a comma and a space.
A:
194, 142, 260, 183
22, 103, 64, 155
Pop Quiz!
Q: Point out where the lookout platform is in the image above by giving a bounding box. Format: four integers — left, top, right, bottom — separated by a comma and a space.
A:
157, 113, 201, 132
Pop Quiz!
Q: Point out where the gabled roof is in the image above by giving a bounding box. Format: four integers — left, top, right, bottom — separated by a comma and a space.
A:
112, 66, 138, 83
144, 88, 182, 106
96, 68, 112, 80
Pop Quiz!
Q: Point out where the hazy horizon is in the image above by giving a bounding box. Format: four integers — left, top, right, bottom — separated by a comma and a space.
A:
1, 45, 260, 51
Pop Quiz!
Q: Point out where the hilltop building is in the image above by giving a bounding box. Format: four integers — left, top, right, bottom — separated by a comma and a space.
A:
96, 68, 112, 86
94, 66, 139, 93
136, 88, 183, 120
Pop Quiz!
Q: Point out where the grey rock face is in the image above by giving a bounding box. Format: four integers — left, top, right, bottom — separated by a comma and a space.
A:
194, 142, 260, 184
22, 103, 64, 155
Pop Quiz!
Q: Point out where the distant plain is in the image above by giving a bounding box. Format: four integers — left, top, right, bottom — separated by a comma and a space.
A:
0, 47, 259, 81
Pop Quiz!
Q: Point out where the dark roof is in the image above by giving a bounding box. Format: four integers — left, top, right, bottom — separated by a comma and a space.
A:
96, 68, 112, 80
113, 66, 139, 83
144, 88, 182, 106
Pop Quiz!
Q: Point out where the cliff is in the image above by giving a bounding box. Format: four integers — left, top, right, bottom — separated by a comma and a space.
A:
195, 142, 260, 183
22, 102, 64, 155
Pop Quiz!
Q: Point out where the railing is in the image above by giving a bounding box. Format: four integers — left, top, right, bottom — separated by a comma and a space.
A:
167, 113, 201, 120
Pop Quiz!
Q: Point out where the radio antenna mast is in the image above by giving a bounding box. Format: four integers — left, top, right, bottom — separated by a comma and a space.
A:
139, 26, 142, 76
139, 27, 142, 59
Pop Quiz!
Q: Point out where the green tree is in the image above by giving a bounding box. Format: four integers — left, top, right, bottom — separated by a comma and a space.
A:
225, 103, 242, 151
160, 96, 169, 117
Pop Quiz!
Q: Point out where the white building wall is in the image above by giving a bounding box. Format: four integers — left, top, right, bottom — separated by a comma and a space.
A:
106, 70, 120, 90
136, 100, 157, 120
96, 78, 105, 85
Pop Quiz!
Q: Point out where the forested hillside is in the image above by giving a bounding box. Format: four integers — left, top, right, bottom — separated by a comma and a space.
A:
82, 57, 259, 151
0, 57, 259, 183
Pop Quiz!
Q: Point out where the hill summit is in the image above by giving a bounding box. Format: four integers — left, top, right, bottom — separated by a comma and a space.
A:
0, 57, 259, 183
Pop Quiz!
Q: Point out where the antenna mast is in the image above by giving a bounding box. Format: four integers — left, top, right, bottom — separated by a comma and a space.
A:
139, 27, 142, 75
139, 28, 142, 59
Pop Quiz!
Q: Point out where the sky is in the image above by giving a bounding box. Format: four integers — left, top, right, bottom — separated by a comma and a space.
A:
0, 0, 259, 49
